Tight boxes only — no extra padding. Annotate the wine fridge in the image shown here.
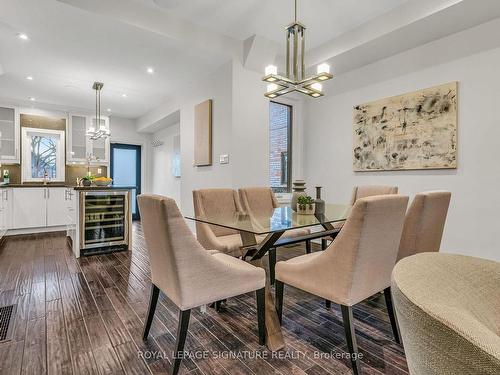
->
[80,191,130,256]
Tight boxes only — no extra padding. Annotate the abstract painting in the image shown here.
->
[353,82,458,171]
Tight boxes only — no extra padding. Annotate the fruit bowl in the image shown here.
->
[93,178,113,186]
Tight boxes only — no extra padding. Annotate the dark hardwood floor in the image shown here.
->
[0,223,408,375]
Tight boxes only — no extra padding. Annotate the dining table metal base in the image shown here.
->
[250,258,285,351]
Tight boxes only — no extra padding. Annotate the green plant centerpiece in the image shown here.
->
[297,195,316,215]
[82,174,95,186]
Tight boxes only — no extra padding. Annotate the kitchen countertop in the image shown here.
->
[73,185,136,191]
[0,183,135,190]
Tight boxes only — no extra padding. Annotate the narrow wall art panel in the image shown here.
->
[194,99,213,166]
[353,82,458,171]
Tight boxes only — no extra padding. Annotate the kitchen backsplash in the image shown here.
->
[1,114,108,185]
[1,164,108,185]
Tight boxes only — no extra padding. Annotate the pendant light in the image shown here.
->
[86,82,111,140]
[263,0,333,98]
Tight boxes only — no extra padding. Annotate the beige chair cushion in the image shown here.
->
[138,194,265,310]
[333,185,399,231]
[193,189,257,256]
[276,195,408,306]
[350,185,399,205]
[209,233,265,257]
[392,253,500,375]
[397,191,451,262]
[239,186,311,239]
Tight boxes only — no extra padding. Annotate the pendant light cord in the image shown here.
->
[294,0,297,22]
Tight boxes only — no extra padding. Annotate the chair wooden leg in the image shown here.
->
[305,240,311,254]
[172,309,191,375]
[384,287,401,344]
[341,305,361,375]
[256,287,266,345]
[275,280,284,325]
[269,248,277,285]
[143,284,160,341]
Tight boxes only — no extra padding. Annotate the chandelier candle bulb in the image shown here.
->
[311,83,322,92]
[267,83,278,93]
[317,63,330,74]
[265,65,278,76]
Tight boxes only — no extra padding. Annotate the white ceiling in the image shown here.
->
[0,0,227,118]
[139,0,410,50]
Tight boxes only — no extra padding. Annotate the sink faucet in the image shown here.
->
[43,169,50,185]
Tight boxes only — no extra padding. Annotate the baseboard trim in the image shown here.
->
[6,226,67,236]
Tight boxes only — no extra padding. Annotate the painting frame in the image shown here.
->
[353,82,458,172]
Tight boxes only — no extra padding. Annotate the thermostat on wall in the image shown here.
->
[219,154,229,164]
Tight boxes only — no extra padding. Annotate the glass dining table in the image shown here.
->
[186,203,351,351]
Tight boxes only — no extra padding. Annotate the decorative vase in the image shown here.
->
[314,186,325,215]
[82,179,91,186]
[297,203,315,215]
[291,180,307,211]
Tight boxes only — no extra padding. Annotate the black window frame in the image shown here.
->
[269,101,293,194]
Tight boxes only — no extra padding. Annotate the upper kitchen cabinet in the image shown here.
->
[67,113,109,165]
[0,105,20,164]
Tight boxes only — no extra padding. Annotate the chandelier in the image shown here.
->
[263,0,333,99]
[86,82,111,140]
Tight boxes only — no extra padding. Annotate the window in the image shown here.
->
[22,127,65,182]
[269,101,292,193]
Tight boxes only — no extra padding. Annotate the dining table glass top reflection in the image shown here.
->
[185,203,351,235]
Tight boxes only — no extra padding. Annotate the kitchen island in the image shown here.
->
[68,185,134,258]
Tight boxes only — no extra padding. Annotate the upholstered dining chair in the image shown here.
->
[331,185,399,233]
[138,195,266,375]
[397,191,451,262]
[193,188,251,257]
[350,185,399,205]
[392,253,500,375]
[238,187,311,284]
[275,195,409,375]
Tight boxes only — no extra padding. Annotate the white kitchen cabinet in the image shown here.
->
[67,113,109,165]
[46,188,68,227]
[13,188,47,229]
[65,188,77,245]
[68,114,87,162]
[12,187,70,229]
[0,188,12,239]
[0,105,20,164]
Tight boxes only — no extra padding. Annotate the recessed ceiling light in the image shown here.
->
[107,108,111,112]
[147,67,154,74]
[18,33,29,41]
[122,94,127,98]
[28,96,35,101]
[26,76,33,80]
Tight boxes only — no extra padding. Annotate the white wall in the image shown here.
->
[151,123,181,204]
[177,62,234,216]
[109,116,153,192]
[303,45,500,262]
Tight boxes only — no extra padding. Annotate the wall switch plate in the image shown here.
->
[219,154,229,164]
[97,168,102,174]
